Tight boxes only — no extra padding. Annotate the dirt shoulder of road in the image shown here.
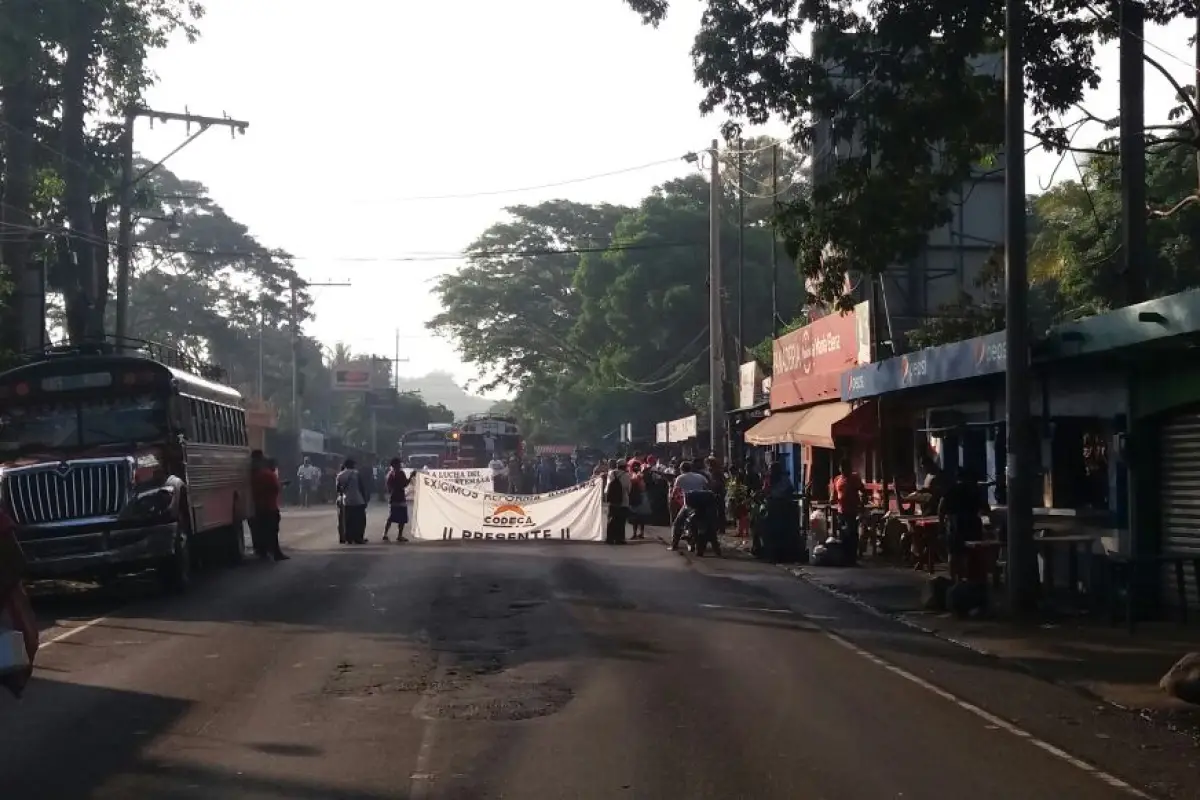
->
[714,532,1200,731]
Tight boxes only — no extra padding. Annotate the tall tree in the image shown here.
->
[428,200,629,390]
[432,165,804,444]
[620,0,1190,308]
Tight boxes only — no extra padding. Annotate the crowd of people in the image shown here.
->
[488,452,593,494]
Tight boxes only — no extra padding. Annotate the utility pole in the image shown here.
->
[370,349,409,456]
[1004,0,1036,616]
[708,139,726,459]
[736,137,745,363]
[289,278,351,438]
[115,107,249,347]
[1119,0,1146,306]
[770,143,780,339]
[257,299,265,399]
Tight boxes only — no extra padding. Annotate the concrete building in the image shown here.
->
[808,31,1005,354]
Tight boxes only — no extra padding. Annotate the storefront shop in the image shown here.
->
[745,305,874,495]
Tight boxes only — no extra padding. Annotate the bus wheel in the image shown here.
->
[158,519,192,593]
[222,518,247,566]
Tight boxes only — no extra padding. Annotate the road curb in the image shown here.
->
[658,530,1200,740]
[780,564,1200,740]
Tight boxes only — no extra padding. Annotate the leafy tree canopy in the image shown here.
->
[619,0,1194,308]
[431,140,804,445]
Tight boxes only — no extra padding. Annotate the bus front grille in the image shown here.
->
[4,460,130,525]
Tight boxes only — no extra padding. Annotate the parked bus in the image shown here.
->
[0,339,251,590]
[399,428,456,469]
[456,413,523,468]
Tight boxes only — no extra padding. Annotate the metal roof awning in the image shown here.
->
[743,402,853,449]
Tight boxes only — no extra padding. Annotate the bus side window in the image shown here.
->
[214,405,224,444]
[235,409,247,446]
[170,396,187,435]
[200,402,213,443]
[187,398,201,442]
[222,407,235,445]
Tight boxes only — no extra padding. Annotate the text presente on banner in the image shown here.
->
[410,476,603,542]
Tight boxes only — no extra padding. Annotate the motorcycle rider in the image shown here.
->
[668,460,715,551]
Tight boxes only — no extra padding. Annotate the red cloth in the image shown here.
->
[251,467,281,512]
[0,511,37,697]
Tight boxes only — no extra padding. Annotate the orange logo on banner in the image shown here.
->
[484,502,535,527]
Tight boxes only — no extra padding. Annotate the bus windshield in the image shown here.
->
[0,394,168,455]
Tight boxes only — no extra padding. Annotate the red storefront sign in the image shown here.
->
[770,312,859,409]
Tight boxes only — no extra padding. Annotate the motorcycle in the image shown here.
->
[680,494,721,557]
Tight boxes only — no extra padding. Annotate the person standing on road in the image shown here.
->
[489,452,508,493]
[831,459,867,564]
[336,459,370,544]
[296,458,320,508]
[604,459,632,544]
[628,462,652,539]
[251,451,288,561]
[382,458,410,543]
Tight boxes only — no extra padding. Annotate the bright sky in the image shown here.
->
[137,2,1200,400]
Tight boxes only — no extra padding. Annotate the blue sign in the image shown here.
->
[841,331,1007,400]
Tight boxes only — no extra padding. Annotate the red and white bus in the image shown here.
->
[0,340,251,591]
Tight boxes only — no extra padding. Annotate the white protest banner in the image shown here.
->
[411,475,603,542]
[404,467,492,489]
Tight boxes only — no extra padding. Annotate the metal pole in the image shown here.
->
[1119,0,1145,306]
[257,302,264,399]
[114,109,135,347]
[737,138,745,360]
[1004,0,1036,616]
[290,277,299,438]
[709,140,726,458]
[771,143,780,339]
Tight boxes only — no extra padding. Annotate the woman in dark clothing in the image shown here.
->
[938,468,988,582]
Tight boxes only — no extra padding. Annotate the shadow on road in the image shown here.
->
[0,677,192,798]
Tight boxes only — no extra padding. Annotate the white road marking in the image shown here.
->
[40,614,112,649]
[819,628,1152,798]
[699,603,792,614]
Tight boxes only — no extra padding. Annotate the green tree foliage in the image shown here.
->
[619,0,1194,308]
[0,0,205,347]
[1031,133,1200,315]
[431,143,804,444]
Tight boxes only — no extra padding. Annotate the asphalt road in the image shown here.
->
[0,508,1196,799]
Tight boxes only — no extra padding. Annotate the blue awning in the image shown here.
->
[841,331,1006,400]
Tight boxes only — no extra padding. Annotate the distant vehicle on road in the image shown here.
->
[455,414,523,468]
[0,339,251,590]
[400,427,457,469]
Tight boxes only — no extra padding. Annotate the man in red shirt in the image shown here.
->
[251,451,288,562]
[831,459,867,563]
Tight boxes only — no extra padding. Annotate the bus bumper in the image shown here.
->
[17,523,178,579]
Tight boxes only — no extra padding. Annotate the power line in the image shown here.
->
[357,155,700,203]
[0,220,703,263]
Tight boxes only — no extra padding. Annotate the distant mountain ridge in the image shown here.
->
[394,371,496,419]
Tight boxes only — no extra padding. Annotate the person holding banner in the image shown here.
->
[382,458,409,543]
